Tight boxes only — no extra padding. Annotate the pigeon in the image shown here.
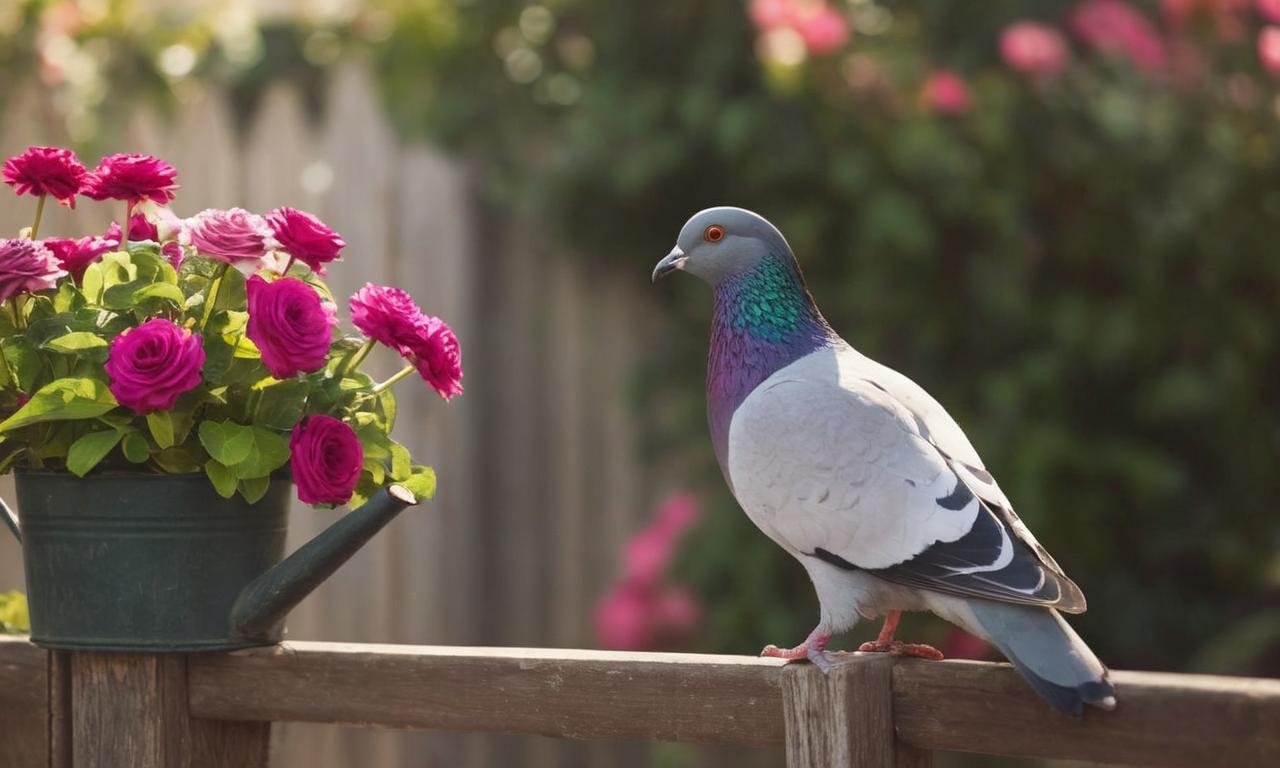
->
[652,206,1115,716]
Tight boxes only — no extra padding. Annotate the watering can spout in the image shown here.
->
[230,485,418,643]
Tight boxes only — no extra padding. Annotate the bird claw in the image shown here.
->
[857,639,945,660]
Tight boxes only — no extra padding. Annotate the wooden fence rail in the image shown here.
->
[2,637,1278,768]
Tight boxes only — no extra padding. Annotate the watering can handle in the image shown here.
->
[0,494,18,544]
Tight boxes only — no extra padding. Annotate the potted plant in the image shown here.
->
[0,146,462,651]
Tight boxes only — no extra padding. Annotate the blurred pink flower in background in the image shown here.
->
[749,0,796,30]
[595,492,704,651]
[1000,21,1071,79]
[1071,0,1169,72]
[1259,26,1280,75]
[1163,0,1248,40]
[1262,0,1280,24]
[795,5,850,55]
[939,629,997,661]
[921,70,973,115]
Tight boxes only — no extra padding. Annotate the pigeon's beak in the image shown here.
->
[651,246,686,283]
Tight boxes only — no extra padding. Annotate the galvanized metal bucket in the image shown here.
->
[0,470,417,652]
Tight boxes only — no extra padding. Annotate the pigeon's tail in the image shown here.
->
[964,600,1116,717]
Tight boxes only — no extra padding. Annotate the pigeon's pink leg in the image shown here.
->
[857,610,945,660]
[761,628,832,671]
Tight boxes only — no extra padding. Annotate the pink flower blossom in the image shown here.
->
[1000,21,1071,79]
[625,528,675,586]
[104,319,205,414]
[246,276,337,379]
[0,239,66,303]
[127,213,158,242]
[2,146,87,207]
[266,207,345,275]
[1260,26,1280,75]
[939,629,997,661]
[921,70,973,115]
[594,583,655,651]
[1262,0,1280,24]
[406,316,464,401]
[82,153,179,205]
[182,208,271,274]
[41,222,121,282]
[656,493,700,536]
[290,415,364,505]
[795,5,849,55]
[349,283,426,352]
[654,587,702,634]
[162,242,184,270]
[1071,0,1168,72]
[749,0,797,30]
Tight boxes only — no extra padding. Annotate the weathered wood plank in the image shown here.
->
[0,637,48,768]
[70,653,268,768]
[783,655,896,768]
[189,642,789,747]
[892,657,1280,768]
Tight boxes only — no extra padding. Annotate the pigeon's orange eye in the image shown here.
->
[704,225,725,243]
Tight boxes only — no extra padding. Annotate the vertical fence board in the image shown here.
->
[783,655,897,768]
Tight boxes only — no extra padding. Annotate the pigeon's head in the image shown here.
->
[652,207,794,286]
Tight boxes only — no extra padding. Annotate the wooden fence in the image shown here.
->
[2,637,1279,768]
[0,62,665,766]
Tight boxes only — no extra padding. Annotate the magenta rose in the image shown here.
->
[42,222,122,282]
[3,146,87,207]
[182,208,272,273]
[127,212,158,241]
[348,283,426,352]
[1000,21,1070,79]
[0,239,66,303]
[921,70,972,116]
[104,318,205,414]
[266,207,345,275]
[82,153,179,205]
[245,276,336,379]
[289,415,363,505]
[405,316,464,400]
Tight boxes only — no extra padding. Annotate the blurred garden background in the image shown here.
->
[1,0,1279,766]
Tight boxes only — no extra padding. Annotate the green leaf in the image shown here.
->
[121,432,151,463]
[238,475,270,504]
[389,442,412,480]
[204,459,237,499]
[45,332,107,354]
[399,467,436,502]
[252,379,308,430]
[153,445,202,474]
[2,338,41,391]
[198,420,255,466]
[66,430,124,477]
[232,427,290,480]
[363,461,386,486]
[132,283,186,305]
[0,378,117,432]
[146,411,175,449]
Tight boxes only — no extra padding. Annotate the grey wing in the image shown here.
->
[728,366,1085,612]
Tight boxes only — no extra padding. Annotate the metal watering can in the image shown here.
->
[0,471,417,651]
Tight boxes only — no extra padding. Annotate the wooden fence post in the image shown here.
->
[67,653,268,768]
[782,654,933,768]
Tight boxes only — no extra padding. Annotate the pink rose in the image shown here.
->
[0,239,66,303]
[656,493,701,536]
[104,318,205,414]
[127,212,158,242]
[266,207,345,275]
[594,584,656,651]
[1001,21,1071,79]
[405,316,464,400]
[2,146,87,207]
[922,70,973,115]
[44,221,122,281]
[1260,26,1280,75]
[749,0,797,30]
[289,415,363,505]
[1071,0,1168,72]
[795,5,849,55]
[625,528,675,586]
[654,587,702,634]
[245,276,337,379]
[162,241,184,269]
[1263,0,1280,24]
[349,283,428,352]
[82,153,179,205]
[182,208,271,274]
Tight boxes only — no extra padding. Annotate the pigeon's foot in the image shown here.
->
[856,639,945,660]
[762,630,832,671]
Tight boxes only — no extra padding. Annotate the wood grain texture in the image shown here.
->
[783,654,896,768]
[892,657,1280,768]
[70,653,268,768]
[0,637,48,768]
[189,642,790,747]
